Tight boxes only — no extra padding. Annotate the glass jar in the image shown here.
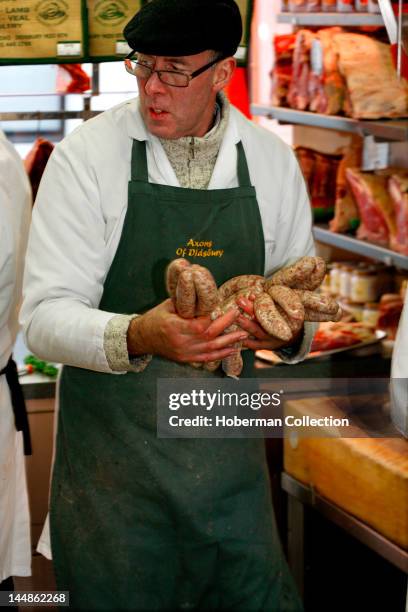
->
[350,269,378,303]
[330,263,342,296]
[362,302,380,327]
[321,271,332,295]
[339,265,354,299]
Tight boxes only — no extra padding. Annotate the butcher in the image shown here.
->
[21,0,319,608]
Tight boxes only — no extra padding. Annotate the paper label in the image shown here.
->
[0,0,84,61]
[311,39,323,76]
[57,41,81,56]
[362,135,390,170]
[115,39,131,55]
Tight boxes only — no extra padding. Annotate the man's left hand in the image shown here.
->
[235,296,303,351]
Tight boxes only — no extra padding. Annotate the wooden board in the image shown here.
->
[283,396,408,550]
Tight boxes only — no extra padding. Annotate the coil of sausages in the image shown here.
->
[165,256,342,378]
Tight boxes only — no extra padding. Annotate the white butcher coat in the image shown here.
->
[20,97,315,558]
[0,129,31,580]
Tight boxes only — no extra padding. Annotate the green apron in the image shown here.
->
[50,139,302,611]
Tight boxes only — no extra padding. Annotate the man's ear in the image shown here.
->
[212,57,236,93]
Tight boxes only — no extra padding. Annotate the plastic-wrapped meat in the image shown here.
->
[24,138,54,202]
[334,33,408,119]
[388,171,408,255]
[345,168,396,247]
[309,27,345,115]
[295,147,341,220]
[329,143,362,233]
[287,30,315,111]
[310,152,340,216]
[294,147,315,188]
[270,34,296,107]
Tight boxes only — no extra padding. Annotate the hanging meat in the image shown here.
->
[270,34,296,107]
[334,33,408,119]
[287,30,315,111]
[308,27,346,115]
[329,143,362,233]
[24,138,55,202]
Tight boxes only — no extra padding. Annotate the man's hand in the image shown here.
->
[235,296,303,351]
[127,298,248,363]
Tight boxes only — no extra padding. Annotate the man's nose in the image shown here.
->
[144,71,167,95]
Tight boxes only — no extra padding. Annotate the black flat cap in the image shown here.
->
[123,0,242,57]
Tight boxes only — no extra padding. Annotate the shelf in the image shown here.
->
[0,111,101,121]
[277,11,384,26]
[250,105,408,141]
[313,226,408,269]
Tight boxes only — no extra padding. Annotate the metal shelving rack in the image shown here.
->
[313,226,408,270]
[277,11,384,26]
[0,64,103,123]
[250,105,408,141]
[253,9,408,271]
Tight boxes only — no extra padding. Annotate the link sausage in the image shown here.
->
[254,293,293,341]
[218,275,265,301]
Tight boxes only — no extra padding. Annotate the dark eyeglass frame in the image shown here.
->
[124,51,224,87]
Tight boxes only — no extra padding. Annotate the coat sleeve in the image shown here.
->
[20,137,118,373]
[269,146,315,272]
[268,146,317,363]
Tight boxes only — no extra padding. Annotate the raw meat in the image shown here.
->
[345,168,396,247]
[287,30,315,111]
[270,34,296,107]
[334,33,408,119]
[310,321,375,352]
[295,147,340,220]
[388,171,408,255]
[308,27,346,115]
[329,144,362,233]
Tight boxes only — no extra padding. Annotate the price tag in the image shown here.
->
[362,135,390,170]
[116,40,132,55]
[234,46,247,62]
[57,41,82,56]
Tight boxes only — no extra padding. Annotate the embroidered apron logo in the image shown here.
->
[35,0,68,26]
[176,239,224,259]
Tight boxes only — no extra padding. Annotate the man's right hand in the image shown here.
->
[127,299,248,364]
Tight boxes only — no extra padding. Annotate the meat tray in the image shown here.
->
[255,330,387,365]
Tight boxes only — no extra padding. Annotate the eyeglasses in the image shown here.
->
[124,52,223,87]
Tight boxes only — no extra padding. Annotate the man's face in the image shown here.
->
[136,50,224,139]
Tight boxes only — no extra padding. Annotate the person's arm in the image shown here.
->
[20,139,245,372]
[238,146,317,362]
